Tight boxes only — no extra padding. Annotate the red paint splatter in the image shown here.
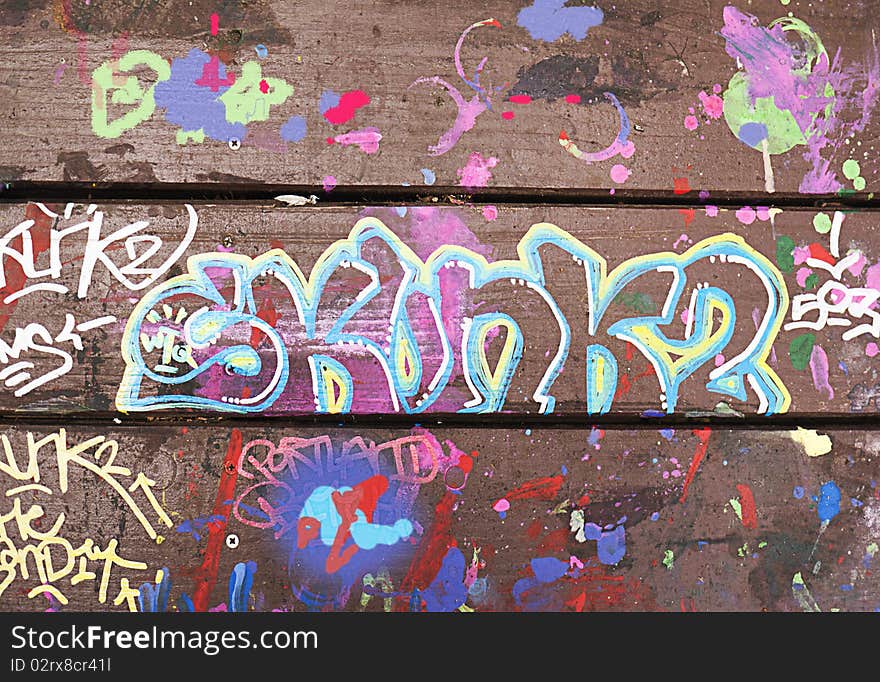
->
[565,94,581,104]
[210,13,220,36]
[458,453,474,474]
[502,475,565,502]
[673,177,691,194]
[536,528,570,552]
[322,90,371,125]
[501,111,515,120]
[259,79,270,94]
[352,475,387,523]
[679,428,711,503]
[326,136,336,144]
[625,342,636,361]
[509,94,532,104]
[399,491,457,596]
[0,204,54,332]
[735,483,758,529]
[249,296,281,347]
[678,207,696,227]
[577,493,591,506]
[190,428,242,611]
[809,242,835,265]
[613,375,632,401]
[526,519,544,539]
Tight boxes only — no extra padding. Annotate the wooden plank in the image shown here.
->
[0,422,874,612]
[0,200,876,417]
[0,1,878,195]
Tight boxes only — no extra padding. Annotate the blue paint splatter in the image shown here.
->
[137,567,171,612]
[422,548,468,612]
[280,115,307,142]
[319,89,341,115]
[582,522,602,541]
[817,481,841,524]
[597,524,626,565]
[154,49,246,143]
[650,512,660,521]
[228,561,257,612]
[737,122,769,148]
[420,168,436,185]
[659,428,675,441]
[793,486,805,499]
[395,207,408,217]
[517,0,604,42]
[530,556,569,583]
[255,44,268,59]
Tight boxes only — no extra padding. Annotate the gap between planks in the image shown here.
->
[1,183,879,210]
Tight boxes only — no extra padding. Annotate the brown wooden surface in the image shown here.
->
[0,423,874,612]
[0,201,875,417]
[0,0,877,196]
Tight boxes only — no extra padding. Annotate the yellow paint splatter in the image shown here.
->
[787,427,832,457]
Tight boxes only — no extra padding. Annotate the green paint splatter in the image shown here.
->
[868,542,879,557]
[729,498,743,521]
[219,61,294,125]
[843,159,861,180]
[854,176,866,191]
[789,333,816,371]
[804,273,819,290]
[737,542,749,557]
[176,129,205,145]
[812,212,832,234]
[758,541,768,548]
[776,236,795,273]
[91,50,171,139]
[662,550,674,570]
[614,292,656,314]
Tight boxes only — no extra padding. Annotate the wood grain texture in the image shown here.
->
[0,201,874,418]
[0,423,874,612]
[0,0,877,196]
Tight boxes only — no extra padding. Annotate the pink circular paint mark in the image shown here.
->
[565,94,581,104]
[736,206,757,225]
[322,175,337,192]
[610,164,630,184]
[867,342,879,357]
[756,206,771,221]
[501,111,515,120]
[795,267,813,287]
[684,115,699,131]
[714,354,725,367]
[482,205,498,221]
[713,83,723,94]
[493,498,510,513]
[620,142,636,159]
[705,205,719,217]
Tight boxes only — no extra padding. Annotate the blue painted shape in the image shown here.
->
[530,556,569,583]
[228,561,257,612]
[517,0,604,42]
[422,547,468,612]
[319,89,341,115]
[280,115,307,142]
[817,481,841,524]
[738,122,769,148]
[586,343,617,414]
[597,525,626,565]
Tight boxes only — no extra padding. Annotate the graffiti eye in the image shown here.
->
[228,137,241,150]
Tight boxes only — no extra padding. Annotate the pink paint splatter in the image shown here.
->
[323,175,337,192]
[847,252,867,277]
[756,206,771,221]
[810,344,834,400]
[258,79,269,94]
[482,205,498,221]
[867,343,879,357]
[493,498,510,513]
[796,267,813,287]
[793,246,811,266]
[680,308,692,325]
[698,90,724,119]
[565,94,581,104]
[672,234,691,249]
[210,12,219,36]
[457,152,498,188]
[866,263,880,291]
[327,127,382,154]
[736,206,757,225]
[610,164,630,184]
[509,94,532,104]
[705,205,719,217]
[501,111,515,120]
[322,90,371,125]
[714,354,726,367]
[684,115,699,131]
[52,63,67,84]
